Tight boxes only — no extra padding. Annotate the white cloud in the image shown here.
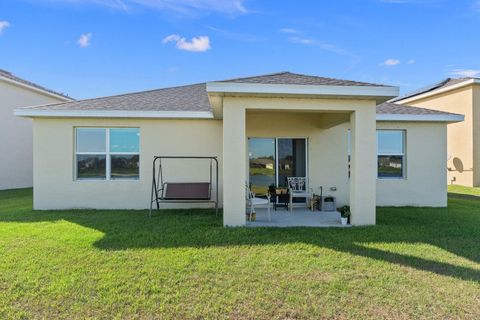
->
[33,0,247,16]
[289,36,314,45]
[288,37,349,56]
[407,59,415,64]
[0,21,10,35]
[134,0,247,14]
[77,33,92,47]
[383,58,400,66]
[163,34,211,52]
[280,28,298,34]
[449,69,480,78]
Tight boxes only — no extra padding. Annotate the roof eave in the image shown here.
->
[207,82,399,103]
[14,109,214,119]
[395,79,480,104]
[0,76,73,101]
[376,113,464,123]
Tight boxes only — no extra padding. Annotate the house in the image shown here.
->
[0,69,72,190]
[14,72,463,226]
[393,78,480,187]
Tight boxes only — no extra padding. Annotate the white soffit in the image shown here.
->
[206,82,399,100]
[376,113,464,123]
[14,109,214,119]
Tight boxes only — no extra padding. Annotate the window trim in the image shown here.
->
[75,127,140,181]
[377,129,406,180]
[347,129,407,180]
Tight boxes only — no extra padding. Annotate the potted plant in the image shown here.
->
[337,205,350,225]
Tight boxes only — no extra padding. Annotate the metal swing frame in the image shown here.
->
[149,156,219,217]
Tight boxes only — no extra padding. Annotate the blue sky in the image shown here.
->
[1,0,480,99]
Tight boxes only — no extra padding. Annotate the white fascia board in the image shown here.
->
[0,76,73,102]
[206,82,399,99]
[376,113,464,123]
[396,79,480,104]
[14,109,214,119]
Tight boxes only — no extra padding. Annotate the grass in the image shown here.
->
[0,188,479,319]
[448,184,480,198]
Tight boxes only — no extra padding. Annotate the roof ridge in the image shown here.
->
[215,71,389,87]
[215,71,291,83]
[0,69,72,100]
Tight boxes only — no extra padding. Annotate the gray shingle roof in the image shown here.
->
[19,72,391,112]
[391,77,477,102]
[0,69,72,100]
[27,83,209,112]
[377,102,461,116]
[221,71,387,87]
[20,72,455,118]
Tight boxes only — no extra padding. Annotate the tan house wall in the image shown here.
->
[246,111,351,206]
[222,95,378,226]
[401,86,474,186]
[33,118,223,210]
[247,113,448,207]
[472,85,480,186]
[376,122,447,207]
[32,113,448,211]
[0,81,66,190]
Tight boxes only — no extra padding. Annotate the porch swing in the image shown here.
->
[149,156,219,217]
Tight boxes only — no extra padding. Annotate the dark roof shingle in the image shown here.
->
[391,77,477,102]
[377,102,461,116]
[19,72,391,112]
[220,71,387,87]
[26,83,209,112]
[0,69,72,100]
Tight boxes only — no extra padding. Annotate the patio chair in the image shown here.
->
[287,177,313,212]
[246,184,271,222]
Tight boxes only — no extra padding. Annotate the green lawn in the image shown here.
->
[448,184,480,198]
[0,188,479,319]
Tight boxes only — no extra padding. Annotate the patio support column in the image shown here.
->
[222,101,246,226]
[349,107,377,225]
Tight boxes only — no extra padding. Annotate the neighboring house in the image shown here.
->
[393,78,480,187]
[0,70,72,190]
[15,72,463,226]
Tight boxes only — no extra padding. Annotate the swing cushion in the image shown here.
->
[163,182,211,200]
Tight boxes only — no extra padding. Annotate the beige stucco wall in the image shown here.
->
[376,122,447,207]
[31,106,448,213]
[247,113,448,208]
[246,111,351,206]
[33,118,223,210]
[0,81,66,190]
[222,95,377,226]
[472,85,480,186]
[401,86,474,186]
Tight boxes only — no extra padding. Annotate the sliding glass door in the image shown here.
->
[248,138,276,194]
[248,137,307,194]
[277,138,307,187]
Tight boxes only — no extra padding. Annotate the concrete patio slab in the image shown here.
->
[246,207,351,227]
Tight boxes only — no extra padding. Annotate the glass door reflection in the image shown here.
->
[248,138,276,194]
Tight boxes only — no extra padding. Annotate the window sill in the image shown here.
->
[75,179,140,182]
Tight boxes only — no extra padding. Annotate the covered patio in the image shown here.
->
[206,75,399,227]
[246,207,351,227]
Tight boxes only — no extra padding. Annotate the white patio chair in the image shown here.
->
[287,177,313,212]
[246,184,271,222]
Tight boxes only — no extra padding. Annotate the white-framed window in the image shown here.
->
[347,129,406,179]
[75,128,140,180]
[377,130,405,179]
